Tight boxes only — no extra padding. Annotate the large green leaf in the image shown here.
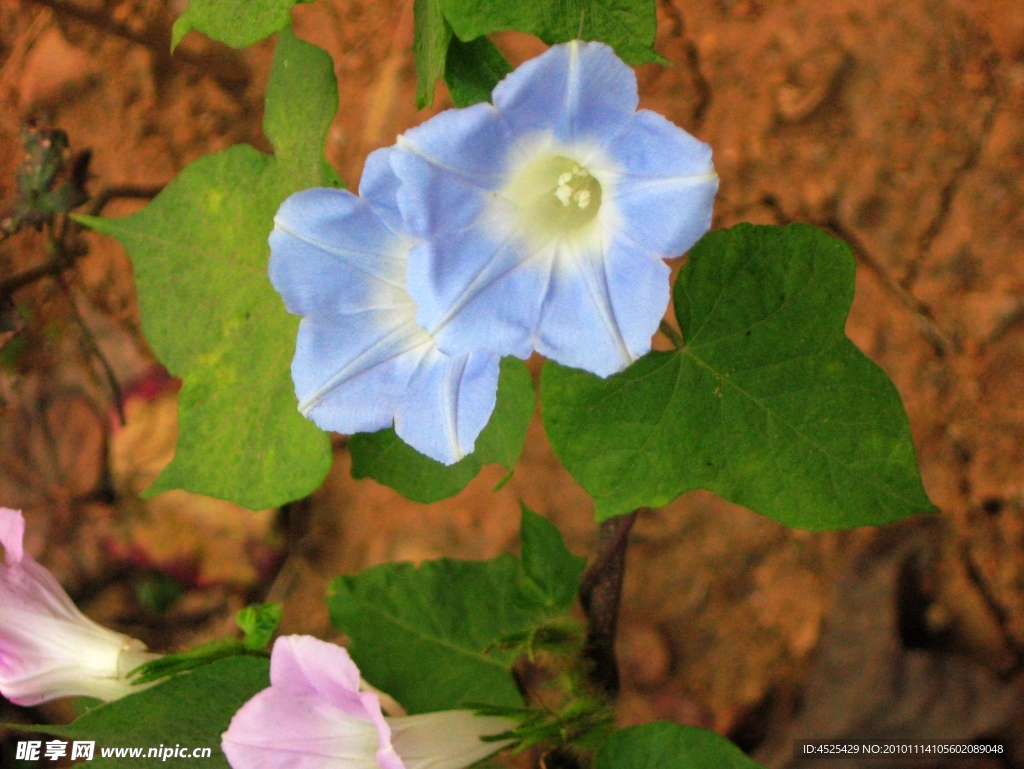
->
[349,357,534,503]
[18,657,269,768]
[172,0,313,49]
[327,507,584,714]
[438,0,665,66]
[74,30,336,509]
[542,224,934,528]
[597,723,765,769]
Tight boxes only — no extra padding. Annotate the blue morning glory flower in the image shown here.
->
[269,148,500,465]
[392,41,719,377]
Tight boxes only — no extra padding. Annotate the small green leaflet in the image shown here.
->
[349,357,534,503]
[327,507,585,714]
[15,657,269,769]
[74,30,336,510]
[542,224,935,529]
[413,0,512,108]
[413,0,451,108]
[237,602,283,650]
[445,35,513,107]
[597,722,765,769]
[172,0,313,49]
[438,0,666,67]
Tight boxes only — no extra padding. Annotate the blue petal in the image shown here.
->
[492,41,638,145]
[394,347,501,464]
[269,180,502,464]
[405,224,544,360]
[292,318,425,435]
[396,103,515,181]
[605,110,718,256]
[270,188,407,319]
[598,233,672,362]
[359,147,404,232]
[534,234,669,377]
[390,148,493,238]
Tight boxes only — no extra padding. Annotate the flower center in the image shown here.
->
[502,154,602,239]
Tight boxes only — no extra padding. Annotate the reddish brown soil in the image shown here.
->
[1,0,1023,765]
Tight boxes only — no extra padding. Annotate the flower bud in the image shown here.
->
[0,508,156,705]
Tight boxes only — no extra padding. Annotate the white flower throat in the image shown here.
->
[503,154,603,240]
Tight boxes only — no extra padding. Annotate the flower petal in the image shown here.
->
[388,711,515,769]
[534,232,670,376]
[492,41,638,145]
[405,227,548,360]
[291,317,426,435]
[0,612,133,705]
[396,103,515,183]
[224,637,402,769]
[604,110,718,256]
[0,534,151,706]
[0,508,24,565]
[2,550,96,624]
[359,147,404,233]
[222,686,385,769]
[270,188,408,320]
[270,176,503,463]
[390,147,494,239]
[394,347,501,463]
[600,234,674,360]
[269,636,361,699]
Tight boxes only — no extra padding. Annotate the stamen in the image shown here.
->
[552,163,597,209]
[502,154,602,239]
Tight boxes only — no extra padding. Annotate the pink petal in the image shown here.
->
[269,635,361,698]
[225,636,403,769]
[222,684,385,769]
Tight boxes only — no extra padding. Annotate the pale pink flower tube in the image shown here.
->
[0,508,156,705]
[222,635,516,769]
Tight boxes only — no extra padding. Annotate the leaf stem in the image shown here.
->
[87,183,165,217]
[55,273,126,427]
[0,185,162,296]
[578,509,640,697]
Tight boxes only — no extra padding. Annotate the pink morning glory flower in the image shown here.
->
[222,635,515,769]
[269,147,500,465]
[0,508,156,705]
[392,40,719,377]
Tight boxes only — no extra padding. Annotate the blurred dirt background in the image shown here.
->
[1,0,1023,766]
